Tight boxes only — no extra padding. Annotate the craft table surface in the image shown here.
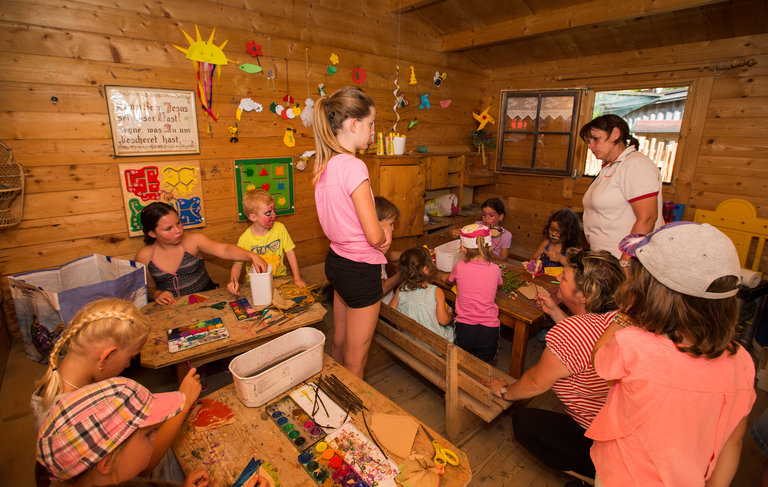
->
[173,355,472,487]
[438,259,552,378]
[140,265,328,369]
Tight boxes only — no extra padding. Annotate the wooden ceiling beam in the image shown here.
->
[390,0,445,14]
[441,0,728,51]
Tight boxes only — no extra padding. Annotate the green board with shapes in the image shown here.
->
[234,157,294,220]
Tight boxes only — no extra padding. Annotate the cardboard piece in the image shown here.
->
[371,414,419,458]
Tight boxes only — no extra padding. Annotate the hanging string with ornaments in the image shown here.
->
[392,0,402,133]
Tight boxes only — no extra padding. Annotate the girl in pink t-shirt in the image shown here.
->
[312,86,392,378]
[588,222,756,487]
[448,223,503,362]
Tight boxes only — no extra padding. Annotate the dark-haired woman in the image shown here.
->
[135,202,266,305]
[487,249,625,484]
[580,115,663,265]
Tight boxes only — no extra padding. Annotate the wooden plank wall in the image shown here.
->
[0,0,483,338]
[477,34,768,270]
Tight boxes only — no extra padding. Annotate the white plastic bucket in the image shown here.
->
[229,327,326,407]
[392,136,406,155]
[435,239,462,272]
[248,264,273,306]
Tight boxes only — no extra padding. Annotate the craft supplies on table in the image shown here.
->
[229,297,259,320]
[297,440,369,486]
[229,327,325,407]
[265,395,327,451]
[290,383,351,429]
[248,264,273,306]
[324,423,399,487]
[166,318,229,353]
[435,239,461,272]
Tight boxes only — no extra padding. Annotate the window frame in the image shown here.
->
[495,89,582,176]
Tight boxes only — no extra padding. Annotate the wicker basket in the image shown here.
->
[0,140,24,228]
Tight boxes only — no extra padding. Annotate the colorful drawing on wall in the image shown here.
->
[119,162,206,237]
[234,158,294,220]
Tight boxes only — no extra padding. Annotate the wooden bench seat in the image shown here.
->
[374,304,515,442]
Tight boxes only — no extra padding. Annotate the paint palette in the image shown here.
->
[297,441,369,487]
[229,297,259,320]
[265,395,326,451]
[166,318,229,353]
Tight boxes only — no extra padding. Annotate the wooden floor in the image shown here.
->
[0,305,765,486]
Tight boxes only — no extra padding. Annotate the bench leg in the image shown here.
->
[509,318,530,379]
[445,344,461,442]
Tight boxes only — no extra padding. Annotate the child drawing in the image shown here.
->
[451,197,511,259]
[229,188,306,295]
[531,208,582,269]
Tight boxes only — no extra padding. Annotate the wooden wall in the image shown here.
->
[477,34,768,270]
[0,0,483,338]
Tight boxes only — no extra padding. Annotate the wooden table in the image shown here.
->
[173,355,472,486]
[440,259,553,379]
[140,264,329,371]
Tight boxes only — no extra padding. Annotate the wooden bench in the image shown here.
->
[374,304,515,442]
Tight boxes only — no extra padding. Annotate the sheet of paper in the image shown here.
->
[289,382,350,429]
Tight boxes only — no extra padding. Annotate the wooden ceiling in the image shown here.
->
[395,0,768,69]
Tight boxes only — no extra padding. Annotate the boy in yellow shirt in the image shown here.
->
[228,189,306,295]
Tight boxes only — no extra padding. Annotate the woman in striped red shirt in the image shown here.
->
[488,249,624,486]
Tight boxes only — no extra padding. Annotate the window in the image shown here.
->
[584,87,688,183]
[496,90,580,176]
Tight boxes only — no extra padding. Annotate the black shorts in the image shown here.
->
[325,248,383,308]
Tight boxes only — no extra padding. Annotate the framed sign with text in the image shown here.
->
[105,86,200,156]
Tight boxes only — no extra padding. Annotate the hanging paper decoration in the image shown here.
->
[236,98,263,121]
[352,65,367,84]
[300,98,314,127]
[244,41,263,72]
[318,83,327,96]
[173,26,235,121]
[419,93,431,110]
[228,126,239,143]
[327,65,337,75]
[330,53,339,65]
[409,66,417,85]
[239,63,262,74]
[266,38,277,91]
[283,128,297,147]
[328,52,339,75]
[473,106,496,131]
[433,72,447,87]
[297,150,315,170]
[392,66,401,133]
[440,99,452,109]
[396,92,409,108]
[408,119,418,130]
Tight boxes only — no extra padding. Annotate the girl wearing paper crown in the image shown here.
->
[446,224,503,362]
[586,222,756,487]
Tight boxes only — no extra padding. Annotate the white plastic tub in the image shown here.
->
[435,239,462,272]
[229,327,325,407]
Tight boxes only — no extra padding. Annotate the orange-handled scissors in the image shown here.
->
[421,426,460,468]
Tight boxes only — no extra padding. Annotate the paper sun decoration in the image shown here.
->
[174,26,236,121]
[473,106,496,131]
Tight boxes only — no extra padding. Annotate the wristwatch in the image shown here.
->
[499,385,508,399]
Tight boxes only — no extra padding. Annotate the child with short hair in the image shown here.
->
[531,208,582,269]
[36,377,209,487]
[313,86,392,378]
[390,247,454,342]
[448,224,503,362]
[31,298,201,480]
[229,189,306,294]
[588,222,756,486]
[374,196,401,304]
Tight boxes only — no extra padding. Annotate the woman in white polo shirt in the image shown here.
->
[580,115,664,267]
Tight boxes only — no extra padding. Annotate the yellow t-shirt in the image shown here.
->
[237,222,295,276]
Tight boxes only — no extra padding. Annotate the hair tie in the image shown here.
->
[328,110,335,120]
[52,367,57,371]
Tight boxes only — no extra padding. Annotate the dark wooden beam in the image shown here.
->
[441,0,728,51]
[390,0,445,14]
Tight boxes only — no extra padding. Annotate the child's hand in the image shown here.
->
[182,469,209,487]
[378,220,393,254]
[243,473,270,487]
[179,367,202,411]
[445,304,453,318]
[227,279,240,295]
[450,228,460,238]
[155,290,176,306]
[546,249,564,265]
[294,276,307,288]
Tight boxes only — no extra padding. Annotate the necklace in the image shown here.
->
[61,378,81,389]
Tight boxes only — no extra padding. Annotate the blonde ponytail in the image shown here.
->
[36,299,151,409]
[312,86,375,184]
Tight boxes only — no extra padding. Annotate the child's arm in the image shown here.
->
[705,416,748,487]
[350,181,387,250]
[135,246,176,305]
[183,470,209,487]
[187,233,267,272]
[390,288,400,309]
[382,270,400,297]
[284,249,307,287]
[434,287,453,325]
[143,367,202,474]
[229,262,243,295]
[531,240,548,260]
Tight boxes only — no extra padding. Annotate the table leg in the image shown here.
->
[508,318,530,379]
